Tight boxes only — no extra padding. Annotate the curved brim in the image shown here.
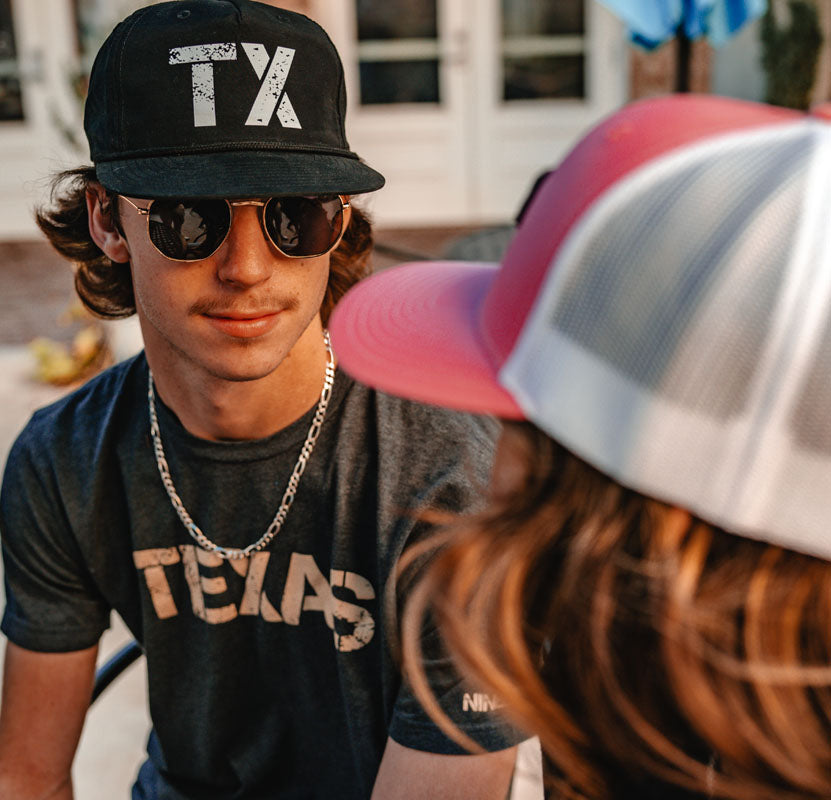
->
[95,149,386,198]
[329,261,524,418]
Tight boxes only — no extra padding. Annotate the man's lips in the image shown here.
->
[201,309,282,338]
[205,310,278,320]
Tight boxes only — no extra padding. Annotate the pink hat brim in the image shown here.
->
[329,260,524,418]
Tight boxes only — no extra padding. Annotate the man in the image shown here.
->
[0,2,518,798]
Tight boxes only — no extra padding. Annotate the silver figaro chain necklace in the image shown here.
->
[148,329,336,561]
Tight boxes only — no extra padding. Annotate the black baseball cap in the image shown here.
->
[84,0,385,198]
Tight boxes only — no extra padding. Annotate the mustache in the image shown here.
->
[189,294,300,316]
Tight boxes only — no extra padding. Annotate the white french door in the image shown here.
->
[320,0,627,227]
[0,0,79,238]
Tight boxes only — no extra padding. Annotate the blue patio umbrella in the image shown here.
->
[598,0,768,90]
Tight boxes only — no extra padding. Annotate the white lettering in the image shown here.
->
[179,544,238,624]
[244,45,301,128]
[170,41,302,129]
[330,569,376,652]
[462,692,501,712]
[133,547,180,619]
[133,547,374,649]
[281,552,334,626]
[169,42,237,127]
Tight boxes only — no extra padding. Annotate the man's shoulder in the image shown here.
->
[337,379,498,510]
[380,390,499,452]
[15,354,145,457]
[342,378,499,453]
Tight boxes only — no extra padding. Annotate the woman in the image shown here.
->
[329,94,831,799]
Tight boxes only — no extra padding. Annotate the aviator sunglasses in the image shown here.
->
[119,195,350,261]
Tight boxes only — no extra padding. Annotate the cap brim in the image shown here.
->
[329,261,523,418]
[95,149,385,198]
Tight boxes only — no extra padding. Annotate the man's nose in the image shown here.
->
[214,204,276,287]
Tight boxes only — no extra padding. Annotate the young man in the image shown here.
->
[0,2,518,798]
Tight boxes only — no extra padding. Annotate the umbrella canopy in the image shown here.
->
[598,0,767,90]
[599,0,768,48]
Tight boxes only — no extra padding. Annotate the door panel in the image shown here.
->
[356,0,441,105]
[326,0,470,225]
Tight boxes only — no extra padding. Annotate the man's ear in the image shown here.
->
[86,186,131,263]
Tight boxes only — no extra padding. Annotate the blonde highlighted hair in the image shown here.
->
[402,421,831,799]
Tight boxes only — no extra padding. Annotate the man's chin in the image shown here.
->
[204,363,282,383]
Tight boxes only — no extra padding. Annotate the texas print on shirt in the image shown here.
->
[133,546,375,652]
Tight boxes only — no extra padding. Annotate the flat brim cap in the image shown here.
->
[85,0,384,197]
[329,260,523,418]
[95,149,385,199]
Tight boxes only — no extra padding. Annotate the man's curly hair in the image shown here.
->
[35,167,374,324]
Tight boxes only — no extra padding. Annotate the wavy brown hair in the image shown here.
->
[35,167,374,324]
[402,421,831,800]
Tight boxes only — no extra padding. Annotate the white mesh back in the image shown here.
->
[501,122,831,558]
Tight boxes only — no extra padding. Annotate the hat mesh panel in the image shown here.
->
[548,134,813,419]
[792,305,831,454]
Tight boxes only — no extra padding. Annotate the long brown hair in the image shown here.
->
[402,421,831,800]
[35,166,374,323]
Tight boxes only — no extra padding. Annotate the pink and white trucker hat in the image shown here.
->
[329,94,831,558]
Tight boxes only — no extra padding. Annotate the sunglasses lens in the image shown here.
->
[263,196,344,257]
[147,199,230,260]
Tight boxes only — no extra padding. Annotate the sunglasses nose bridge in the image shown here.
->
[216,203,279,286]
[228,200,280,254]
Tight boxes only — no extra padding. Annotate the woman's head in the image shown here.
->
[332,94,831,555]
[329,95,831,797]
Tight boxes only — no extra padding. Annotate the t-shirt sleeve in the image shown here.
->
[0,420,110,652]
[387,614,524,755]
[384,407,524,754]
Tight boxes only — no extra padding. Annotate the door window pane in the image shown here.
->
[359,60,439,105]
[503,0,584,37]
[356,0,440,105]
[501,0,585,101]
[504,55,584,100]
[357,0,437,39]
[0,0,23,121]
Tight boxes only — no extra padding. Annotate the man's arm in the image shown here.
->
[0,641,98,800]
[371,738,517,800]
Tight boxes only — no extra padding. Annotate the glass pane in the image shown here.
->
[359,60,439,105]
[502,0,584,37]
[504,55,584,100]
[357,0,437,40]
[0,0,23,121]
[356,0,440,105]
[501,0,585,101]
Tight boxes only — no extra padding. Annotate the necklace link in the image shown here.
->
[148,330,336,560]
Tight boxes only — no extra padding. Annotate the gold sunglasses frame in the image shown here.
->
[118,195,351,262]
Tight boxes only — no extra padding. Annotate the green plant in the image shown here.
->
[761,0,823,110]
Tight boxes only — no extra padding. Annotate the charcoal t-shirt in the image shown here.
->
[0,353,516,799]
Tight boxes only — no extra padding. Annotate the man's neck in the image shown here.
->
[145,321,331,442]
